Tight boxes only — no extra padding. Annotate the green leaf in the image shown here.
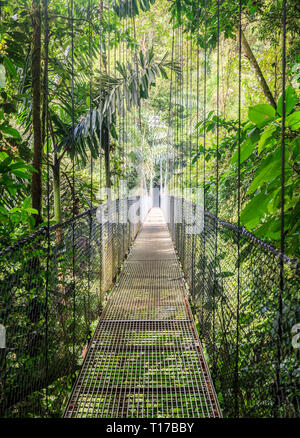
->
[247,147,289,194]
[1,125,21,138]
[257,126,276,154]
[8,207,20,214]
[231,138,256,164]
[247,159,281,194]
[216,271,234,278]
[25,207,38,215]
[248,127,260,144]
[286,111,300,130]
[11,169,31,179]
[3,57,17,78]
[277,86,298,116]
[248,104,275,128]
[241,191,274,228]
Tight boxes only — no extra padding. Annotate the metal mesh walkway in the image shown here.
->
[64,208,221,418]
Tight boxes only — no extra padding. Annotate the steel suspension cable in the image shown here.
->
[234,0,242,417]
[201,0,207,330]
[175,24,179,197]
[87,0,93,337]
[43,0,50,415]
[212,0,220,377]
[70,0,76,357]
[189,30,192,192]
[167,27,175,197]
[99,0,104,310]
[186,28,189,191]
[180,19,184,199]
[277,0,287,412]
[120,8,125,255]
[192,0,201,305]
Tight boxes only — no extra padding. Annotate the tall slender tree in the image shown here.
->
[31,0,43,226]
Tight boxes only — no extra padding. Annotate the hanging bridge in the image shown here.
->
[0,0,299,421]
[64,207,221,418]
[0,194,299,418]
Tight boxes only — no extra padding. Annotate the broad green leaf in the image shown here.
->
[286,111,300,130]
[1,125,21,138]
[277,86,298,116]
[25,208,38,215]
[248,127,260,144]
[248,104,275,128]
[247,147,289,194]
[0,152,9,160]
[3,56,17,78]
[0,156,12,170]
[247,159,281,194]
[11,169,31,178]
[10,162,28,171]
[241,191,274,228]
[231,138,255,164]
[8,207,20,214]
[289,198,300,231]
[257,126,276,154]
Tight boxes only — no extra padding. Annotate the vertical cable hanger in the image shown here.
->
[167,27,175,198]
[277,0,287,413]
[176,21,179,198]
[43,0,50,415]
[70,0,76,356]
[132,14,144,196]
[181,11,185,261]
[186,28,189,193]
[125,8,129,226]
[178,15,182,201]
[86,0,93,337]
[212,0,220,377]
[180,18,184,200]
[189,29,193,193]
[192,0,201,305]
[89,0,93,209]
[201,0,207,329]
[189,24,195,299]
[178,20,181,199]
[98,0,103,310]
[175,21,178,197]
[234,0,242,418]
[113,1,120,266]
[187,25,192,278]
[120,5,125,255]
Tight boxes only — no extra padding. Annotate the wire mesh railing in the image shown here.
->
[162,194,300,418]
[0,197,143,418]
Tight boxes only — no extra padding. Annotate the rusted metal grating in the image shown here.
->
[64,208,221,418]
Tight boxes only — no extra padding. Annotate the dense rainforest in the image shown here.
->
[0,0,299,256]
[0,0,299,419]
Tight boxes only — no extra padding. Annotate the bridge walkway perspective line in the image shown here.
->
[64,207,221,418]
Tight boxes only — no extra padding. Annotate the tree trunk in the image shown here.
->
[31,0,43,226]
[53,154,62,224]
[102,124,111,191]
[99,0,107,74]
[239,28,276,109]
